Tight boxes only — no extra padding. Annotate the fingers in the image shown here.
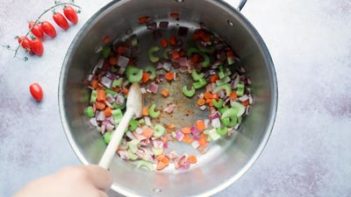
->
[84,165,113,190]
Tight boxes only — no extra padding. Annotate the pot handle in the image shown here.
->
[237,0,247,11]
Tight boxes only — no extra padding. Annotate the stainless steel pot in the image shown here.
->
[59,0,278,196]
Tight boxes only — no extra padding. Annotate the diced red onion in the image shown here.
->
[175,130,184,141]
[211,118,221,128]
[199,105,207,111]
[89,118,98,127]
[147,82,159,94]
[191,127,201,140]
[117,150,129,160]
[117,56,129,67]
[208,111,220,120]
[103,120,114,131]
[115,94,125,105]
[147,22,157,31]
[106,94,115,104]
[152,140,164,149]
[134,133,147,141]
[167,151,179,162]
[135,127,143,134]
[192,141,200,149]
[99,124,106,134]
[144,117,152,126]
[96,111,105,121]
[204,119,209,128]
[126,132,137,140]
[140,87,147,94]
[238,95,249,102]
[163,103,176,114]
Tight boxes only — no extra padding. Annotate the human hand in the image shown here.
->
[14,165,112,197]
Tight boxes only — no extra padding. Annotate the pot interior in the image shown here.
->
[59,0,277,196]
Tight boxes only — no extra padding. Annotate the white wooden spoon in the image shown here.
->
[98,83,143,169]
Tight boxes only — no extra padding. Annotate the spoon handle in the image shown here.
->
[99,109,134,169]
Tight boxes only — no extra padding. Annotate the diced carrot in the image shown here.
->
[156,161,169,171]
[95,101,106,110]
[102,35,111,45]
[138,16,151,24]
[209,75,219,83]
[205,98,212,104]
[96,89,106,101]
[160,38,168,48]
[195,120,206,131]
[242,99,250,107]
[161,136,168,144]
[187,155,197,164]
[204,92,212,100]
[169,35,177,46]
[197,98,206,106]
[198,134,208,146]
[121,88,129,95]
[142,72,150,83]
[211,93,219,99]
[165,72,175,81]
[142,106,149,116]
[109,56,118,65]
[160,89,170,97]
[182,134,193,144]
[181,127,191,134]
[91,80,98,89]
[166,123,176,130]
[229,92,237,100]
[171,51,180,60]
[104,107,112,117]
[156,154,170,164]
[142,127,153,138]
[198,144,208,153]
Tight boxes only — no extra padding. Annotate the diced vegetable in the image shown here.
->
[126,66,143,83]
[191,70,204,81]
[84,106,94,118]
[153,124,166,138]
[148,46,160,63]
[212,99,224,109]
[112,109,123,124]
[193,78,207,89]
[129,119,139,131]
[220,107,238,127]
[144,66,156,80]
[101,46,111,58]
[236,82,245,96]
[182,85,196,98]
[148,103,160,118]
[214,84,231,96]
[133,160,155,170]
[128,139,139,153]
[103,132,112,144]
[216,127,228,136]
[90,90,97,103]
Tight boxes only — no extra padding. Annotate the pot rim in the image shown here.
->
[58,0,278,196]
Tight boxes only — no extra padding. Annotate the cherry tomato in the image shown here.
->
[30,38,44,56]
[53,12,69,30]
[41,21,57,38]
[29,21,44,39]
[17,36,32,51]
[29,83,43,102]
[63,6,78,25]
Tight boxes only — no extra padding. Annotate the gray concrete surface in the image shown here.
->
[0,0,350,196]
